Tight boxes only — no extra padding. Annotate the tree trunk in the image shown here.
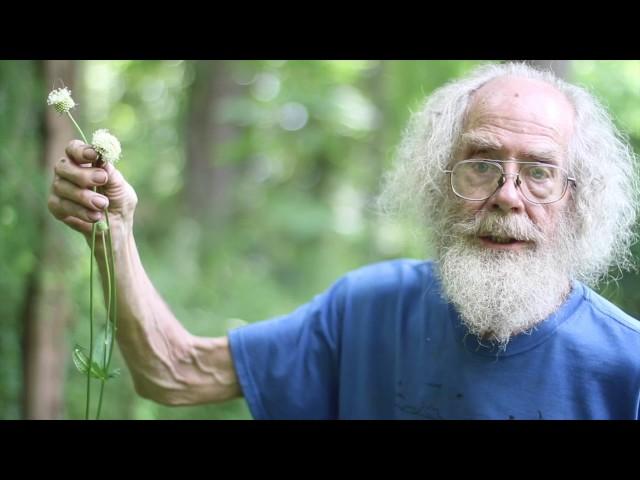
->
[184,60,239,225]
[22,60,76,419]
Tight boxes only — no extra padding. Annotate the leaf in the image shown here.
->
[73,345,107,380]
[74,342,121,382]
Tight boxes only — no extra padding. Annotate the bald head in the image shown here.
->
[464,76,576,153]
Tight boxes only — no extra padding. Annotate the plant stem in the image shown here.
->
[96,227,113,420]
[87,217,97,420]
[104,210,118,369]
[67,112,88,144]
[97,210,118,419]
[96,231,111,420]
[63,112,118,420]
[72,115,95,421]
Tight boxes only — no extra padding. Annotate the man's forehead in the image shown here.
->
[463,76,575,150]
[469,75,572,110]
[459,130,563,162]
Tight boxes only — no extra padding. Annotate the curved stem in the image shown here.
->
[67,112,88,144]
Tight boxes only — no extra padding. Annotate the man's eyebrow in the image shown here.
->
[518,149,561,164]
[459,131,562,163]
[459,132,503,152]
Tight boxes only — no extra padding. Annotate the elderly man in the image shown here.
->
[48,62,640,419]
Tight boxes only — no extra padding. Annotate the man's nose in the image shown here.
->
[487,173,526,214]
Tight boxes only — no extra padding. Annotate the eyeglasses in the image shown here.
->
[444,159,577,205]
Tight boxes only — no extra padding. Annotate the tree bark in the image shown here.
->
[22,60,76,419]
[184,60,239,225]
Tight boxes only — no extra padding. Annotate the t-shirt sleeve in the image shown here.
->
[227,278,347,420]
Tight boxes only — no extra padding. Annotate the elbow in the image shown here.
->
[132,378,183,406]
[132,377,218,407]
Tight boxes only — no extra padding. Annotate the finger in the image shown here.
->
[62,216,94,235]
[52,175,109,211]
[54,157,108,189]
[48,194,103,223]
[65,139,98,166]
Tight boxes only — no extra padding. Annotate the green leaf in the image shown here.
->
[73,345,106,380]
[74,342,120,382]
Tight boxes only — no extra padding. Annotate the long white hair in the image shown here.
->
[378,62,639,286]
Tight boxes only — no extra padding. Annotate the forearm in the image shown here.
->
[93,223,240,405]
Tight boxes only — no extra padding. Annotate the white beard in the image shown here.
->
[436,211,574,348]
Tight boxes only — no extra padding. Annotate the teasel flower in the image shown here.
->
[47,87,76,114]
[91,129,122,164]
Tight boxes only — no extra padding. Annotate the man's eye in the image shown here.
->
[529,166,551,180]
[472,163,490,173]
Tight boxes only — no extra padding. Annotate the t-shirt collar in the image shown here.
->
[447,281,585,357]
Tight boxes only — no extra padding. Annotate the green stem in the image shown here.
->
[98,210,118,419]
[63,112,117,420]
[87,216,97,420]
[96,231,111,420]
[96,379,105,420]
[104,210,118,369]
[67,112,88,144]
[73,113,94,421]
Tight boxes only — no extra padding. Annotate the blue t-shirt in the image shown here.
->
[228,259,640,419]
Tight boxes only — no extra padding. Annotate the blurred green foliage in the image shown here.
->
[2,60,640,419]
[0,61,45,419]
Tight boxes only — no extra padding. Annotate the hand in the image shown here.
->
[48,139,138,241]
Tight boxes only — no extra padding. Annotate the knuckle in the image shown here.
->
[67,139,82,150]
[47,195,58,214]
[81,189,96,207]
[64,141,76,157]
[66,139,86,161]
[84,170,98,187]
[54,158,66,174]
[60,198,77,216]
[62,216,85,233]
[49,202,65,221]
[85,208,101,222]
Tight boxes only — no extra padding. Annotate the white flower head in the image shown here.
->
[47,87,76,114]
[91,129,122,164]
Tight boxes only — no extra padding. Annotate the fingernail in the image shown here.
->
[83,147,97,161]
[89,211,102,221]
[92,171,107,184]
[92,196,108,209]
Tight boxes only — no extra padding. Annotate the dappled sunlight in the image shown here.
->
[278,102,309,131]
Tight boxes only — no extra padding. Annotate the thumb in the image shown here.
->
[98,162,134,204]
[102,162,126,188]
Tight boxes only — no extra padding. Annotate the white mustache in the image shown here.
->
[450,213,546,244]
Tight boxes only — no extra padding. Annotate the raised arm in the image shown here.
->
[48,140,242,406]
